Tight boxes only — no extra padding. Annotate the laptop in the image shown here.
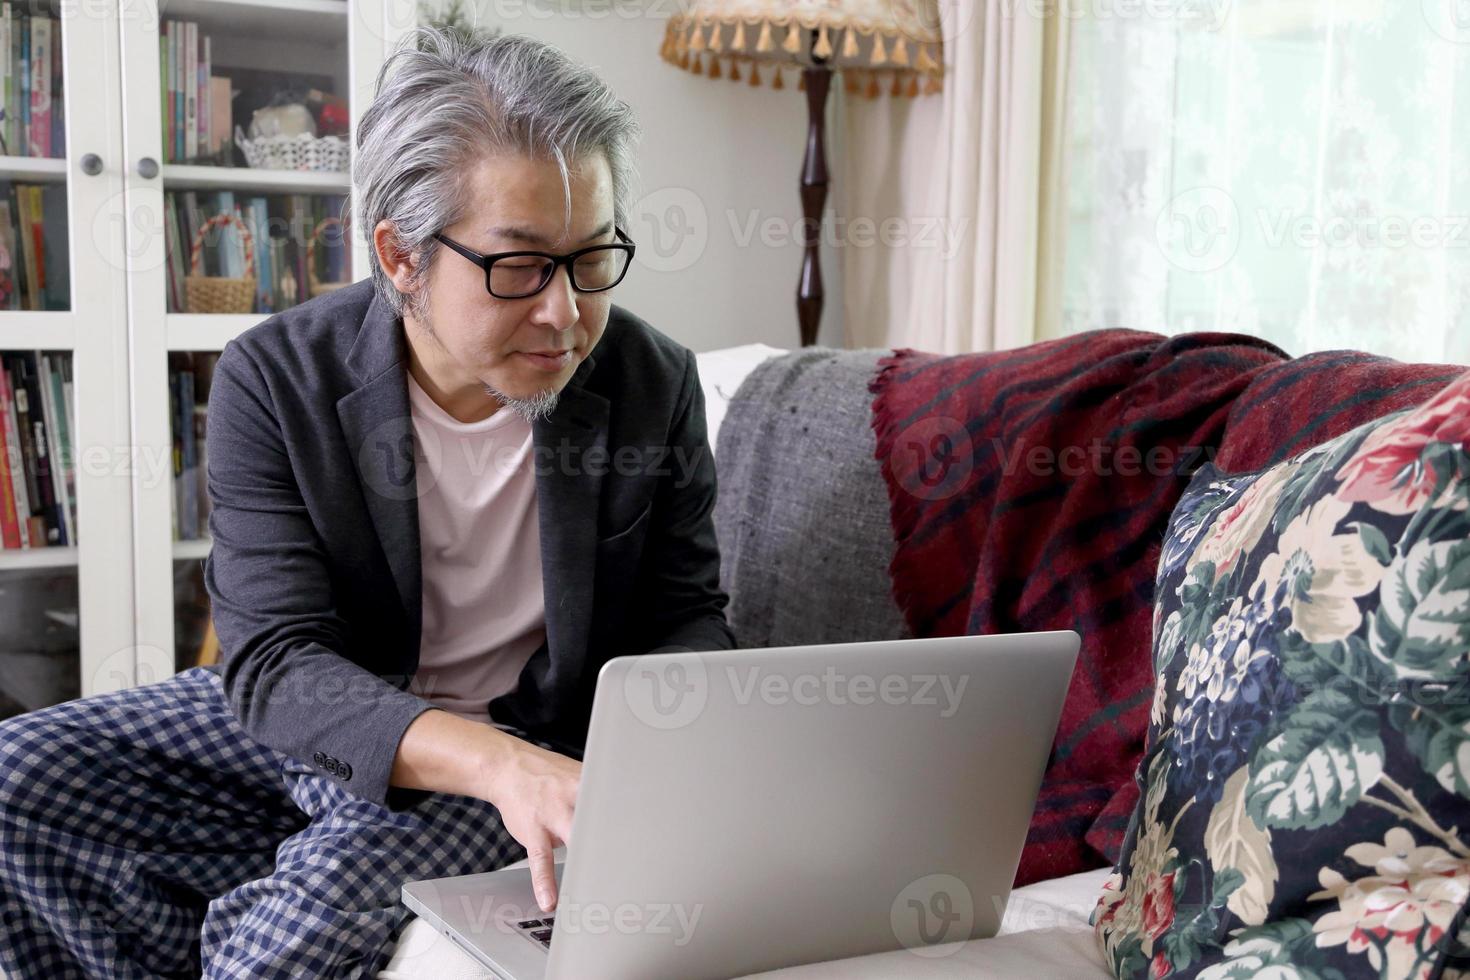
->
[400,630,1079,980]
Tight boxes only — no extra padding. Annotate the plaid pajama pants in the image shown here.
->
[0,665,551,979]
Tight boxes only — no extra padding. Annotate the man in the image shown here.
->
[0,25,733,979]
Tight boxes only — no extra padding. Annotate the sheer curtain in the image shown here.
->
[841,2,1071,353]
[1060,0,1470,365]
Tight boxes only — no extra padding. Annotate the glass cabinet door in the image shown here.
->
[0,0,136,716]
[119,0,394,680]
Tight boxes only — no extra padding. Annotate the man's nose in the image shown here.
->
[530,264,578,332]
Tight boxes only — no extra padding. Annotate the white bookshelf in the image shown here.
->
[0,315,76,350]
[0,156,67,183]
[173,538,212,561]
[162,163,351,195]
[0,546,79,571]
[0,0,416,712]
[164,313,268,351]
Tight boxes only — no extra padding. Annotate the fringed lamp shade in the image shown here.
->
[660,0,944,98]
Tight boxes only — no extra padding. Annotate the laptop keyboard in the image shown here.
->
[516,916,555,949]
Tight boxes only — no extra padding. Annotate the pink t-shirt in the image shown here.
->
[406,371,547,725]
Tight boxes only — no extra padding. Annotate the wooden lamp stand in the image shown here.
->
[797,38,832,347]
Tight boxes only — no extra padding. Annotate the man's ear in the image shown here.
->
[372,219,420,293]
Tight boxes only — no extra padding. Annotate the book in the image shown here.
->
[49,9,60,158]
[181,189,201,276]
[178,21,187,163]
[45,353,75,541]
[38,184,66,309]
[194,398,210,532]
[163,193,182,311]
[168,364,178,540]
[322,194,347,283]
[184,21,196,161]
[248,196,272,311]
[173,21,183,163]
[18,12,28,156]
[168,352,217,541]
[200,36,210,160]
[179,363,196,539]
[294,195,307,301]
[13,183,37,310]
[28,14,47,158]
[15,353,58,544]
[0,362,29,547]
[3,187,23,309]
[61,359,75,535]
[58,354,76,539]
[9,7,20,157]
[159,28,168,163]
[0,199,14,310]
[5,356,34,522]
[210,75,232,161]
[1,5,11,157]
[37,352,69,544]
[26,185,43,306]
[0,360,18,549]
[163,21,172,163]
[216,190,236,277]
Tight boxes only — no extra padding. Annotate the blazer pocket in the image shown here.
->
[597,498,653,548]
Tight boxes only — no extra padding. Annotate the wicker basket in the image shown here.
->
[235,125,349,172]
[185,212,256,314]
[307,216,351,299]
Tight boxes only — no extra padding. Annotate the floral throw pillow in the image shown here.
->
[1093,371,1470,979]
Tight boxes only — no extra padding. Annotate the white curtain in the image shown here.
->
[840,2,1069,353]
[1062,0,1470,365]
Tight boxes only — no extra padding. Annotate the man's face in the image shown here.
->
[402,151,617,420]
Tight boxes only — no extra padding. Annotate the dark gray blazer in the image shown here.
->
[201,278,735,812]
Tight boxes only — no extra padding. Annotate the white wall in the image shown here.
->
[463,1,845,353]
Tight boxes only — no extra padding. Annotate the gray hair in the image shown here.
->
[353,25,641,316]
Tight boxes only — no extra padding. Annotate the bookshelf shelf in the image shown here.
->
[173,538,211,561]
[0,546,79,571]
[162,164,350,196]
[166,313,266,351]
[0,157,67,183]
[0,316,76,350]
[157,0,348,44]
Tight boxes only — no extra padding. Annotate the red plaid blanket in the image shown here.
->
[869,329,1463,885]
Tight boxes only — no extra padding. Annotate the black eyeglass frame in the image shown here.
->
[432,227,636,299]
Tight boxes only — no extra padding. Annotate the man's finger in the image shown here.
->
[527,843,558,912]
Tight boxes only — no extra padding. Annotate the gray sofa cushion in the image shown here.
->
[713,348,910,650]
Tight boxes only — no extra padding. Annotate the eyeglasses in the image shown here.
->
[432,227,636,299]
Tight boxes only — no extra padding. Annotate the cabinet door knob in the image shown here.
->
[80,153,103,176]
[137,157,159,179]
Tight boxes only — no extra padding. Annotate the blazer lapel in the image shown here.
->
[531,359,608,704]
[336,291,423,644]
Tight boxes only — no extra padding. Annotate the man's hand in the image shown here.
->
[389,709,581,912]
[477,738,581,913]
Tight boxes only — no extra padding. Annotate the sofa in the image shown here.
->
[380,342,1121,978]
[381,335,1470,978]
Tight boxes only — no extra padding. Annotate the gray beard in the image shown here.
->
[481,383,559,423]
[408,291,560,424]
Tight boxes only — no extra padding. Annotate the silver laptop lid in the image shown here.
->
[544,630,1079,980]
